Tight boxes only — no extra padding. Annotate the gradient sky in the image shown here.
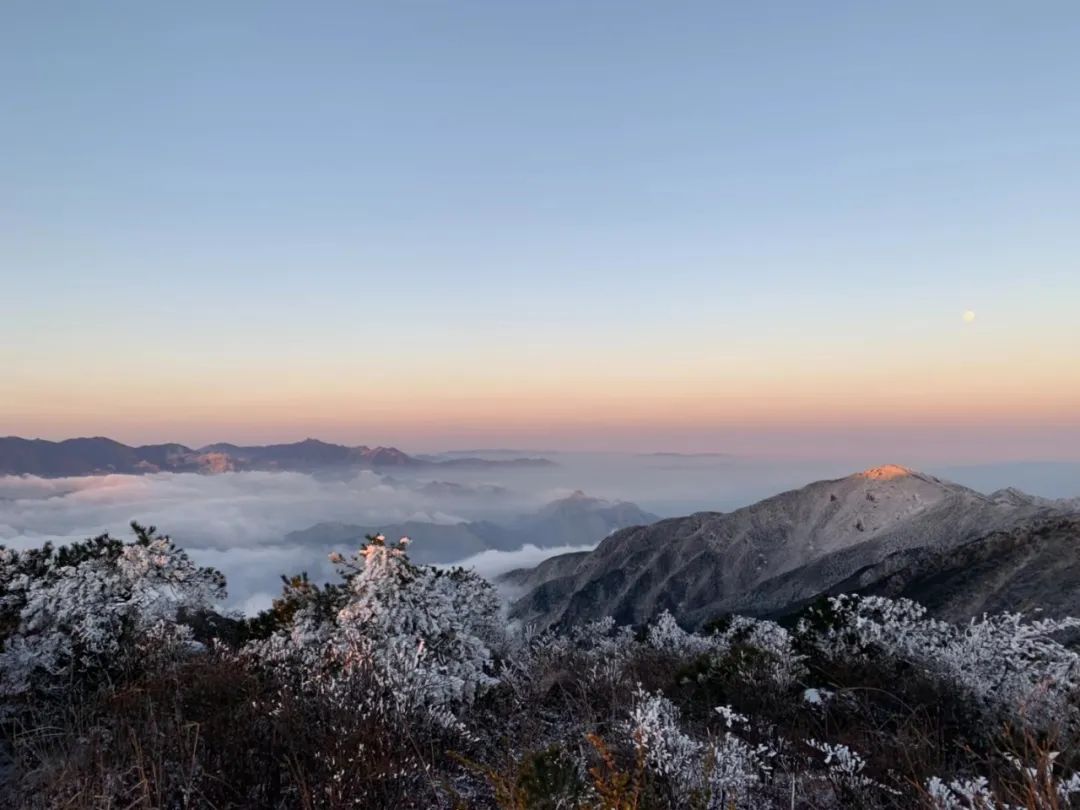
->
[3,2,1079,459]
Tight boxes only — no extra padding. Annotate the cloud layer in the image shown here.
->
[447,542,596,582]
[0,469,582,612]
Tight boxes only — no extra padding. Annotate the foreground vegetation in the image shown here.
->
[2,525,1079,808]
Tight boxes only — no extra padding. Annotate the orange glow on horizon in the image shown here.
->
[4,309,1078,451]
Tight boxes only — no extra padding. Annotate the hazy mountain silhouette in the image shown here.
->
[0,436,556,477]
[285,492,659,565]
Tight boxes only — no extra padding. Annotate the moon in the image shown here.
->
[962,310,976,323]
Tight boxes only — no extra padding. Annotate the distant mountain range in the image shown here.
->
[285,490,660,565]
[0,436,556,477]
[507,465,1080,628]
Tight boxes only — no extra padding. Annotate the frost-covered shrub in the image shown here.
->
[802,595,1080,730]
[666,615,808,730]
[805,738,899,802]
[647,610,718,658]
[714,615,807,690]
[925,775,1005,809]
[627,689,777,807]
[6,527,1080,810]
[502,614,641,708]
[628,689,704,793]
[926,754,1080,809]
[0,524,225,710]
[647,611,805,690]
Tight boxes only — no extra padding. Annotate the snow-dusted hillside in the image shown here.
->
[508,465,1079,629]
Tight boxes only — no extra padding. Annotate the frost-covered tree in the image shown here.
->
[247,534,505,719]
[335,534,504,709]
[0,523,225,710]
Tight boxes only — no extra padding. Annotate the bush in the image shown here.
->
[3,530,1079,808]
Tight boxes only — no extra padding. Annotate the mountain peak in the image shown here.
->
[510,467,1072,631]
[856,464,916,480]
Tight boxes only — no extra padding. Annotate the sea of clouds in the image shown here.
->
[0,469,590,613]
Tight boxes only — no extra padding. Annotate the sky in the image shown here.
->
[3,1,1079,459]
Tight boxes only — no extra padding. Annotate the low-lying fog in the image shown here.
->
[2,453,1077,613]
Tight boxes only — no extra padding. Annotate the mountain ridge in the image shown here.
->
[0,436,556,477]
[507,465,1080,629]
